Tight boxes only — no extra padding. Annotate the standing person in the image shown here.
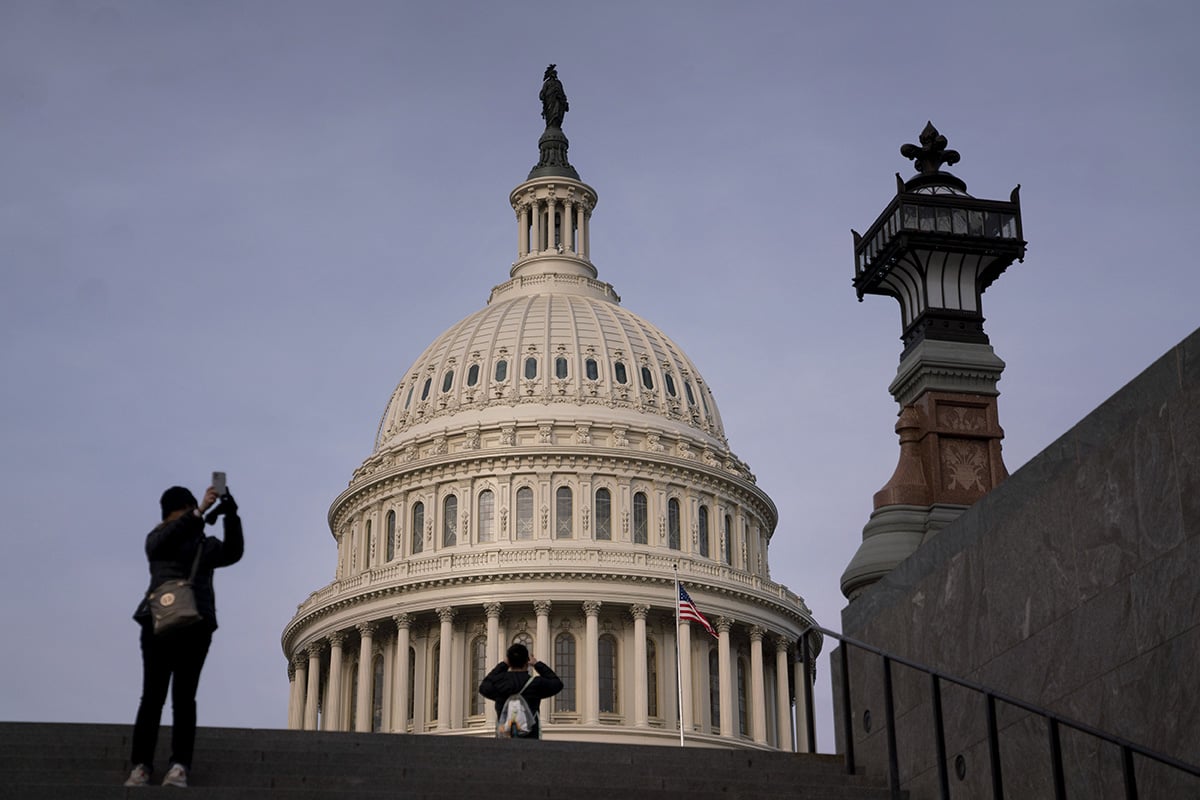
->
[124,484,244,787]
[479,642,563,739]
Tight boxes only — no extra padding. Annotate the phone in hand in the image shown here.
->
[212,471,227,496]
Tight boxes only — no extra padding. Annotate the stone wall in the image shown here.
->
[835,326,1200,798]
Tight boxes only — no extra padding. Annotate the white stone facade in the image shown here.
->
[282,142,818,750]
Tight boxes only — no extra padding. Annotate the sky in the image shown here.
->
[2,0,1198,749]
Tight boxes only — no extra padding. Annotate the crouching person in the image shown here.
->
[479,643,563,739]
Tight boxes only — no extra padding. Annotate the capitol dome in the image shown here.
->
[282,70,817,750]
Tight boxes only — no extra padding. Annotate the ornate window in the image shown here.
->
[441,370,454,393]
[372,655,385,732]
[516,487,534,540]
[386,510,396,561]
[364,519,373,567]
[554,633,576,712]
[614,361,628,384]
[554,356,568,379]
[467,364,480,386]
[585,358,599,380]
[524,357,538,380]
[411,502,424,555]
[442,494,457,547]
[470,636,487,716]
[633,492,648,544]
[594,488,611,540]
[598,634,618,713]
[555,486,573,539]
[640,366,654,390]
[685,381,696,406]
[494,359,508,382]
[513,631,534,652]
[698,505,710,558]
[420,377,432,401]
[723,514,733,566]
[737,657,748,736]
[668,498,681,550]
[647,638,659,718]
[477,490,494,542]
[430,642,440,721]
[708,648,721,731]
[664,372,677,397]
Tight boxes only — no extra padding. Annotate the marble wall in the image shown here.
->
[835,326,1200,798]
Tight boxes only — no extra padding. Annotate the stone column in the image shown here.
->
[436,606,456,730]
[485,602,503,727]
[631,604,650,727]
[678,616,693,733]
[392,613,412,733]
[286,660,298,729]
[583,600,602,724]
[794,653,812,753]
[749,626,767,744]
[530,200,541,254]
[355,623,376,732]
[304,642,322,731]
[534,600,551,725]
[716,617,734,738]
[582,206,590,259]
[326,632,346,731]
[291,655,309,730]
[775,637,793,751]
[562,198,574,253]
[518,204,529,257]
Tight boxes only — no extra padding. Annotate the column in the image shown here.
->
[716,617,734,738]
[326,632,346,731]
[392,613,412,733]
[355,623,375,732]
[485,602,503,728]
[530,199,541,254]
[581,206,590,259]
[518,204,529,257]
[304,642,322,731]
[794,652,812,753]
[583,600,602,725]
[562,198,575,253]
[775,637,794,751]
[534,600,551,726]
[381,631,394,734]
[291,655,309,730]
[436,606,456,730]
[678,616,693,733]
[286,660,298,729]
[631,604,650,728]
[749,626,767,744]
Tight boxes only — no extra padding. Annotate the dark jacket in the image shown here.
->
[478,661,563,736]
[134,510,244,630]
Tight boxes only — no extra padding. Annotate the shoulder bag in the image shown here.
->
[146,542,204,635]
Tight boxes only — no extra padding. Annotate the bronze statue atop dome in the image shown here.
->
[540,64,569,130]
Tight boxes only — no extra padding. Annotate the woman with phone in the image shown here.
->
[124,480,243,787]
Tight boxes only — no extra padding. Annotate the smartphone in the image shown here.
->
[212,471,227,496]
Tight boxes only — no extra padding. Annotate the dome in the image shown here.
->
[376,285,728,454]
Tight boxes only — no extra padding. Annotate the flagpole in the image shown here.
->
[674,564,684,747]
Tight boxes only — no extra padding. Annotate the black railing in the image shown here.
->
[799,624,1200,800]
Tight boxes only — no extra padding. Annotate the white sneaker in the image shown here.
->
[123,764,151,786]
[162,762,188,787]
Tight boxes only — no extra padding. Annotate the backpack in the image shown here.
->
[496,675,538,738]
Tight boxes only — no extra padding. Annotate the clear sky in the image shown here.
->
[3,1,1197,748]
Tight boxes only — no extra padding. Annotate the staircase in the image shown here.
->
[0,722,901,799]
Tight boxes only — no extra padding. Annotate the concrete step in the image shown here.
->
[0,722,902,800]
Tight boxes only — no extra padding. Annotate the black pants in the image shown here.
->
[130,623,213,771]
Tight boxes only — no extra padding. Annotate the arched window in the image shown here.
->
[470,636,488,716]
[585,358,598,381]
[467,364,480,386]
[512,631,534,652]
[640,366,654,390]
[372,655,385,732]
[554,633,576,712]
[668,498,681,550]
[386,510,396,562]
[516,487,534,540]
[614,361,628,384]
[411,502,424,555]
[524,357,538,380]
[430,642,440,722]
[494,360,508,382]
[554,356,568,379]
[364,519,373,567]
[555,486,573,539]
[594,488,611,540]
[698,505,710,558]
[633,492,648,544]
[598,634,618,713]
[737,657,748,736]
[647,638,659,718]
[708,648,721,732]
[420,377,432,401]
[477,490,494,542]
[442,495,457,547]
[723,514,733,566]
[441,370,454,393]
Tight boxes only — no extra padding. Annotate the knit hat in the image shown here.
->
[160,486,198,520]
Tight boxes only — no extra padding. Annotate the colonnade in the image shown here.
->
[514,192,592,260]
[286,598,813,751]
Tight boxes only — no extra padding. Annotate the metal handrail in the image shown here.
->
[799,624,1200,799]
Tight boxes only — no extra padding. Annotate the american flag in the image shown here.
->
[678,584,718,638]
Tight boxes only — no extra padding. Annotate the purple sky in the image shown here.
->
[2,1,1197,747]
